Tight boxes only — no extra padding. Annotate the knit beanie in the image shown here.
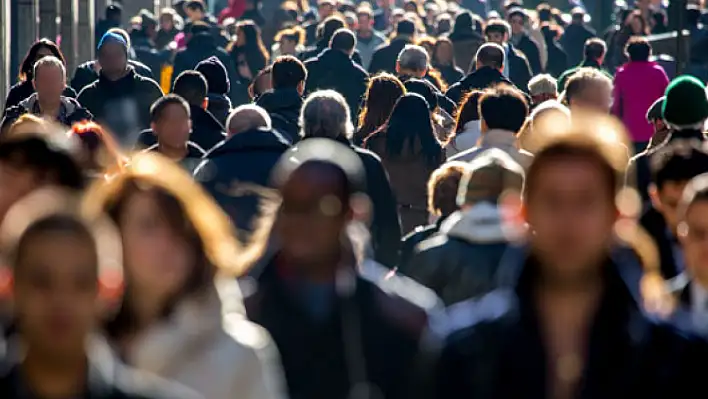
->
[195,56,230,95]
[97,32,128,55]
[662,76,708,129]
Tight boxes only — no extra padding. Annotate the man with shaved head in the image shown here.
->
[227,104,272,136]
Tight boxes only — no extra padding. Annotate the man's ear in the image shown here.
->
[150,122,157,134]
[202,97,209,110]
[649,183,662,211]
[395,62,401,75]
[297,81,305,96]
[31,79,37,91]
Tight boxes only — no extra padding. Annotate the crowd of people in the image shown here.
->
[2,0,708,397]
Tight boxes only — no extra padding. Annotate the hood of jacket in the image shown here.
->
[18,92,83,116]
[441,203,516,244]
[207,92,232,111]
[255,88,303,117]
[96,67,140,94]
[190,104,225,132]
[459,66,512,91]
[207,128,290,158]
[187,32,217,51]
[315,48,356,68]
[447,28,484,43]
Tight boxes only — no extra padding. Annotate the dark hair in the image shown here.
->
[427,162,466,217]
[150,94,191,122]
[396,18,416,36]
[105,4,122,19]
[317,15,346,43]
[537,4,552,22]
[330,28,356,52]
[173,70,208,105]
[476,44,505,70]
[625,36,651,62]
[19,39,66,81]
[650,141,708,190]
[14,214,97,277]
[356,73,406,144]
[271,55,307,89]
[232,20,269,81]
[404,79,437,111]
[432,37,455,66]
[374,93,442,166]
[479,85,528,133]
[584,38,606,61]
[626,9,649,35]
[0,134,85,190]
[248,65,272,100]
[184,0,206,12]
[507,8,527,22]
[455,90,482,133]
[571,7,585,22]
[484,19,510,37]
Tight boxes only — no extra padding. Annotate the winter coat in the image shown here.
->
[445,120,481,158]
[123,280,285,399]
[399,219,443,272]
[402,204,514,306]
[255,88,303,144]
[136,105,226,152]
[194,128,289,238]
[560,23,597,67]
[435,64,465,87]
[542,31,568,78]
[207,93,232,126]
[557,59,611,92]
[1,93,93,133]
[368,37,411,75]
[612,61,669,143]
[245,254,442,399]
[640,206,682,280]
[436,247,708,398]
[155,28,180,50]
[445,67,514,106]
[513,33,542,75]
[447,129,533,169]
[305,49,369,123]
[172,34,235,89]
[506,43,533,94]
[665,273,708,337]
[366,133,444,234]
[447,30,484,75]
[77,68,163,146]
[71,60,154,94]
[3,80,77,112]
[356,31,387,70]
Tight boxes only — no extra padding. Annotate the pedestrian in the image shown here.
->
[77,32,163,147]
[300,15,345,61]
[448,85,532,168]
[195,56,234,125]
[194,104,289,239]
[156,8,183,50]
[246,138,441,399]
[354,73,406,146]
[183,0,229,48]
[508,8,542,75]
[445,43,513,106]
[540,24,567,78]
[3,39,77,112]
[85,152,285,399]
[365,93,444,233]
[563,67,613,114]
[557,38,609,92]
[355,4,387,70]
[446,12,484,76]
[2,57,93,133]
[431,37,465,87]
[230,20,270,85]
[484,19,532,94]
[559,8,596,68]
[445,90,483,158]
[368,18,416,74]
[172,21,235,90]
[255,56,306,143]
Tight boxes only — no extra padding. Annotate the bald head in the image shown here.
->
[226,104,272,136]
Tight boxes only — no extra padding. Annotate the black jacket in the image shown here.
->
[506,43,533,94]
[436,247,708,398]
[368,37,411,75]
[434,64,465,87]
[560,23,597,68]
[542,28,568,78]
[305,49,369,123]
[194,128,290,238]
[172,34,235,89]
[131,36,173,78]
[1,93,93,133]
[136,105,225,152]
[77,68,163,146]
[399,220,442,272]
[3,80,77,112]
[255,88,303,144]
[245,255,441,399]
[71,60,154,94]
[206,93,232,126]
[445,66,514,106]
[640,206,681,280]
[514,33,542,75]
[300,45,364,67]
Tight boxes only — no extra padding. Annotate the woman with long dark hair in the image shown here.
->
[84,153,284,399]
[230,20,270,84]
[4,39,77,111]
[432,38,464,87]
[608,10,649,71]
[355,73,406,146]
[445,90,483,158]
[364,93,444,233]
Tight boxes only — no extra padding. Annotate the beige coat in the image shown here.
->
[125,279,286,399]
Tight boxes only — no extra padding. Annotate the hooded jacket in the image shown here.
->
[447,129,533,169]
[255,88,303,144]
[445,66,514,106]
[401,203,516,305]
[1,93,93,133]
[368,37,412,75]
[172,34,235,89]
[3,79,77,112]
[122,279,285,399]
[71,59,155,94]
[206,93,232,126]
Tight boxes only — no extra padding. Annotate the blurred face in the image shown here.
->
[486,31,506,44]
[378,0,392,9]
[629,16,644,34]
[33,65,66,104]
[185,7,203,21]
[280,38,297,55]
[97,42,128,78]
[318,3,335,20]
[235,28,247,47]
[358,14,373,31]
[570,82,612,113]
[237,53,253,80]
[434,43,453,64]
[509,16,525,34]
[680,201,708,287]
[151,103,191,149]
[14,231,98,358]
[652,181,688,235]
[526,157,617,278]
[119,192,195,302]
[34,46,54,63]
[160,15,174,31]
[277,166,349,268]
[0,162,40,224]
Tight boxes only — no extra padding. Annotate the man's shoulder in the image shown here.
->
[111,363,203,399]
[442,289,518,340]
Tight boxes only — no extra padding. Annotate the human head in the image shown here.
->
[484,19,510,45]
[159,8,180,31]
[195,56,230,96]
[479,85,529,134]
[650,140,708,235]
[19,39,65,82]
[382,93,441,166]
[317,0,336,20]
[661,76,708,131]
[454,90,483,134]
[105,3,122,23]
[677,174,708,287]
[234,20,269,80]
[626,9,648,35]
[564,67,613,113]
[457,148,525,209]
[275,27,304,56]
[69,121,125,174]
[395,18,416,38]
[150,94,192,151]
[518,100,571,153]
[172,70,208,108]
[571,7,585,24]
[227,104,272,135]
[356,5,374,32]
[404,79,438,112]
[96,32,129,79]
[300,90,354,141]
[248,66,272,100]
[625,36,652,62]
[507,8,527,35]
[184,0,206,20]
[271,55,307,94]
[357,73,406,142]
[32,56,66,104]
[583,38,607,65]
[396,44,429,78]
[475,43,505,72]
[330,28,357,56]
[646,96,668,141]
[427,162,467,218]
[537,3,552,22]
[317,15,346,45]
[528,74,558,106]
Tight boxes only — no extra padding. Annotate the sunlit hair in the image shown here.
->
[427,161,466,217]
[446,90,483,150]
[3,114,53,137]
[18,38,65,81]
[69,121,127,175]
[274,25,305,45]
[32,56,66,81]
[562,67,612,105]
[356,73,406,144]
[231,20,270,79]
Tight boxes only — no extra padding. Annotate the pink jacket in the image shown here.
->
[612,61,669,143]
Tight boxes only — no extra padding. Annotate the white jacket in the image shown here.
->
[447,128,533,169]
[125,279,286,399]
[445,120,482,158]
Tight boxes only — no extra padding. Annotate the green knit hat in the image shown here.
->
[662,76,708,129]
